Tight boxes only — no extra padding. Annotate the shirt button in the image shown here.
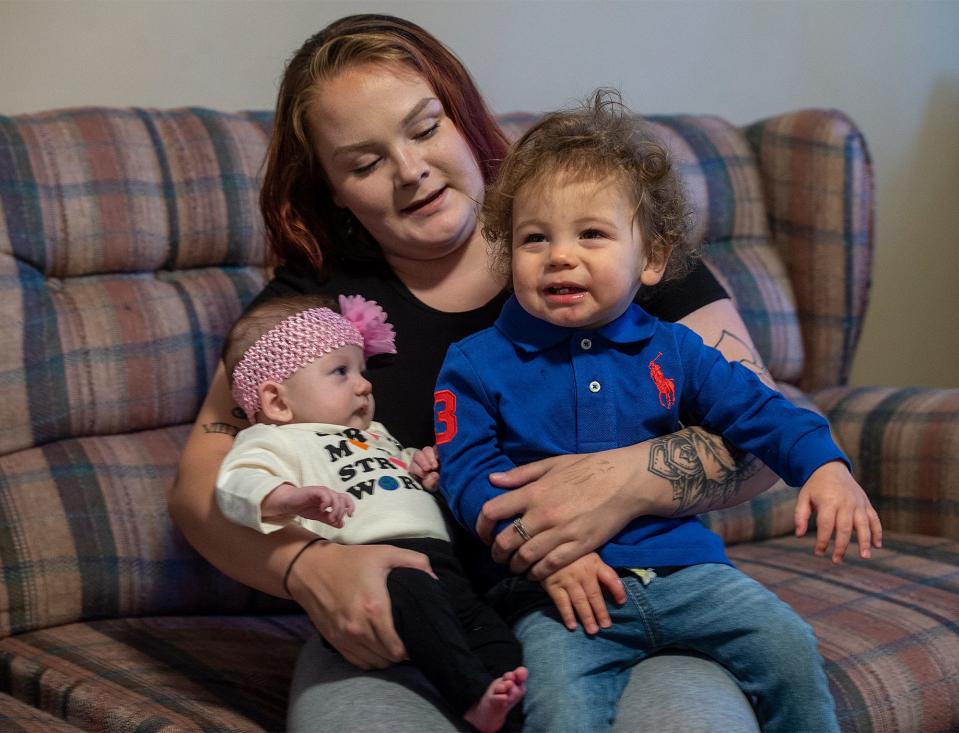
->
[580,338,592,350]
[588,381,601,393]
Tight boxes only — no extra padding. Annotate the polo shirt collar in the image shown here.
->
[495,295,658,353]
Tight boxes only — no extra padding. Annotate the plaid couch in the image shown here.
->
[0,106,956,732]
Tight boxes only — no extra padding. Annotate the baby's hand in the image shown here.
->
[262,483,355,528]
[541,552,626,635]
[410,446,440,492]
[795,461,882,564]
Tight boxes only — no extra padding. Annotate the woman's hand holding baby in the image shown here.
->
[263,483,355,528]
[794,461,883,564]
[286,541,437,670]
[541,552,626,635]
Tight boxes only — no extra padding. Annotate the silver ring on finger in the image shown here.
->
[512,517,532,543]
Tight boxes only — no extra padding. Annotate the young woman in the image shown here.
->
[169,14,877,731]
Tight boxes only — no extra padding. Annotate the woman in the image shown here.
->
[170,14,874,731]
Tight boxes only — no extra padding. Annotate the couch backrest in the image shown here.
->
[0,108,272,456]
[0,106,872,636]
[743,110,874,391]
[0,108,278,636]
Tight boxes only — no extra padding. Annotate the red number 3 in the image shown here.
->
[433,389,458,445]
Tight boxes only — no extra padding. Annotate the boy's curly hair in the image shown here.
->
[483,89,695,283]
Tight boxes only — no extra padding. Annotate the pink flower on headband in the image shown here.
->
[231,295,397,418]
[339,295,397,359]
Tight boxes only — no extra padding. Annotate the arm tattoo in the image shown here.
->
[713,330,773,387]
[648,427,763,514]
[203,422,241,437]
[202,408,247,437]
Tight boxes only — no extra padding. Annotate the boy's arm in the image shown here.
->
[795,461,881,562]
[667,298,781,510]
[678,327,881,561]
[434,344,519,540]
[678,325,848,488]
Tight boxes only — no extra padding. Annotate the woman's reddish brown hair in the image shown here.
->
[260,14,509,272]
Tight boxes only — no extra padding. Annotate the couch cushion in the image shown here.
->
[0,264,264,456]
[0,108,271,455]
[0,426,292,638]
[730,532,959,733]
[816,385,959,540]
[0,615,312,732]
[0,692,84,731]
[498,112,805,385]
[1,537,954,733]
[0,108,271,276]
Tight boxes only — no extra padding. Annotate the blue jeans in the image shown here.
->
[513,563,838,733]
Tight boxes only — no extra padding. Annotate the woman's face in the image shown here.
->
[308,63,485,262]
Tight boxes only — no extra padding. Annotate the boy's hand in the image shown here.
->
[541,552,626,635]
[410,446,440,492]
[795,461,883,563]
[262,483,355,528]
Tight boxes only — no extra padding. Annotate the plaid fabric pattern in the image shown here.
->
[0,108,270,276]
[0,427,296,638]
[0,615,312,732]
[745,110,874,392]
[816,385,959,541]
[0,108,269,456]
[0,265,264,456]
[0,693,85,732]
[730,534,959,732]
[0,541,954,733]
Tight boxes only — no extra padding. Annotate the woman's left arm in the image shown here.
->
[481,298,781,578]
[667,297,782,506]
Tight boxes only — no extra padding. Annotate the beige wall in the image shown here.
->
[2,0,957,388]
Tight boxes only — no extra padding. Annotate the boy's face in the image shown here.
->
[278,345,374,428]
[510,174,666,330]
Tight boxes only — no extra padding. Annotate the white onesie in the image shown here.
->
[216,421,449,544]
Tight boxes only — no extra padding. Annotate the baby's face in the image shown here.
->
[510,173,665,330]
[281,345,374,429]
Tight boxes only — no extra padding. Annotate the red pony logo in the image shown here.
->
[649,352,675,409]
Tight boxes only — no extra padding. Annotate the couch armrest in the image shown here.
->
[744,110,874,392]
[814,385,959,540]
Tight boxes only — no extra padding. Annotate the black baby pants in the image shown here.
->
[385,537,523,722]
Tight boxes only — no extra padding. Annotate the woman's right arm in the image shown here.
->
[168,362,432,669]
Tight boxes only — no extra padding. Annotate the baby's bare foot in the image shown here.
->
[463,666,528,733]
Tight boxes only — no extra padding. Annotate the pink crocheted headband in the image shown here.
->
[231,295,396,418]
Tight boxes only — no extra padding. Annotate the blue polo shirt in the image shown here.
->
[435,296,849,569]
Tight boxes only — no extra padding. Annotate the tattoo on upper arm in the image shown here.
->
[648,428,763,514]
[203,422,241,437]
[713,330,773,386]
